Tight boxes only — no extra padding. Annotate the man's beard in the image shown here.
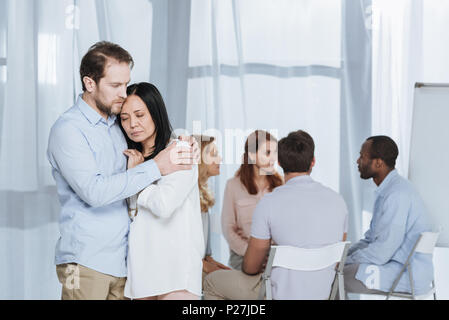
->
[360,170,371,180]
[359,165,374,180]
[95,97,114,117]
[95,97,124,116]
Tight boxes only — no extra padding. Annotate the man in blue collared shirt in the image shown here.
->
[47,42,197,300]
[344,136,434,297]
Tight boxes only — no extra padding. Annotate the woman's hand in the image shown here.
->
[203,256,231,274]
[203,259,221,274]
[123,149,144,169]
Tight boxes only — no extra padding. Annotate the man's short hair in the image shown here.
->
[278,130,315,174]
[79,41,134,91]
[366,135,399,168]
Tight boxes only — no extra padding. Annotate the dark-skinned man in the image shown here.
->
[344,136,433,297]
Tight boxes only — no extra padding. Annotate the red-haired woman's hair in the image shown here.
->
[236,130,283,195]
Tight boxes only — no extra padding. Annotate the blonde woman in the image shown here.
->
[194,135,231,284]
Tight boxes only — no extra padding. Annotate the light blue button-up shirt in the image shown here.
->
[47,95,161,277]
[346,170,434,294]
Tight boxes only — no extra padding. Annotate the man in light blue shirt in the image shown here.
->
[344,136,434,296]
[47,42,197,300]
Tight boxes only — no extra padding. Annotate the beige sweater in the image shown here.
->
[221,176,269,256]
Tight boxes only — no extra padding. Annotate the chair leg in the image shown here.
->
[408,265,415,300]
[329,274,338,300]
[266,279,272,300]
[258,280,266,300]
[338,273,345,300]
[432,281,437,300]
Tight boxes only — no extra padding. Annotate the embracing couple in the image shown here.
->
[47,41,205,300]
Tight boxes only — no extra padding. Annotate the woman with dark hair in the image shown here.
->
[119,83,204,300]
[221,130,284,270]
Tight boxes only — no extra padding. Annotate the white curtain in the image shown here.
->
[371,0,423,177]
[0,0,153,299]
[371,0,449,300]
[185,0,373,262]
[0,0,153,191]
[0,0,374,299]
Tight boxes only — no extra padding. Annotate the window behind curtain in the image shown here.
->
[0,0,8,153]
[422,0,449,83]
[186,0,342,191]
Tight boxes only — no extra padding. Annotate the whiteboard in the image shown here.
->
[409,83,449,247]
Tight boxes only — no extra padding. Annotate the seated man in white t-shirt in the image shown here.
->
[203,130,348,300]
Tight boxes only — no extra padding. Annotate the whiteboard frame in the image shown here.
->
[409,82,449,248]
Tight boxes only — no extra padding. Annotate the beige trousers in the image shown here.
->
[56,263,127,300]
[203,269,263,300]
[136,290,199,300]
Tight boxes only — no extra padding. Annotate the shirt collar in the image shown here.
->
[76,94,117,127]
[375,169,398,196]
[286,174,313,185]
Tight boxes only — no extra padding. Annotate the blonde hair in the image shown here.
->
[194,135,216,213]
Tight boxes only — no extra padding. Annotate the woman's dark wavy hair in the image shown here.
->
[118,82,174,161]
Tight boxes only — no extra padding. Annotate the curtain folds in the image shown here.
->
[0,0,153,299]
[186,0,372,261]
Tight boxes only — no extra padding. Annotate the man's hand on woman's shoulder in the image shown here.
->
[153,135,200,176]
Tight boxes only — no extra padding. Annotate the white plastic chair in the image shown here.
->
[384,231,440,300]
[354,231,440,300]
[258,241,351,300]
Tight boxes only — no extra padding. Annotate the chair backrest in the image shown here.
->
[415,231,440,254]
[259,241,351,300]
[271,241,351,271]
